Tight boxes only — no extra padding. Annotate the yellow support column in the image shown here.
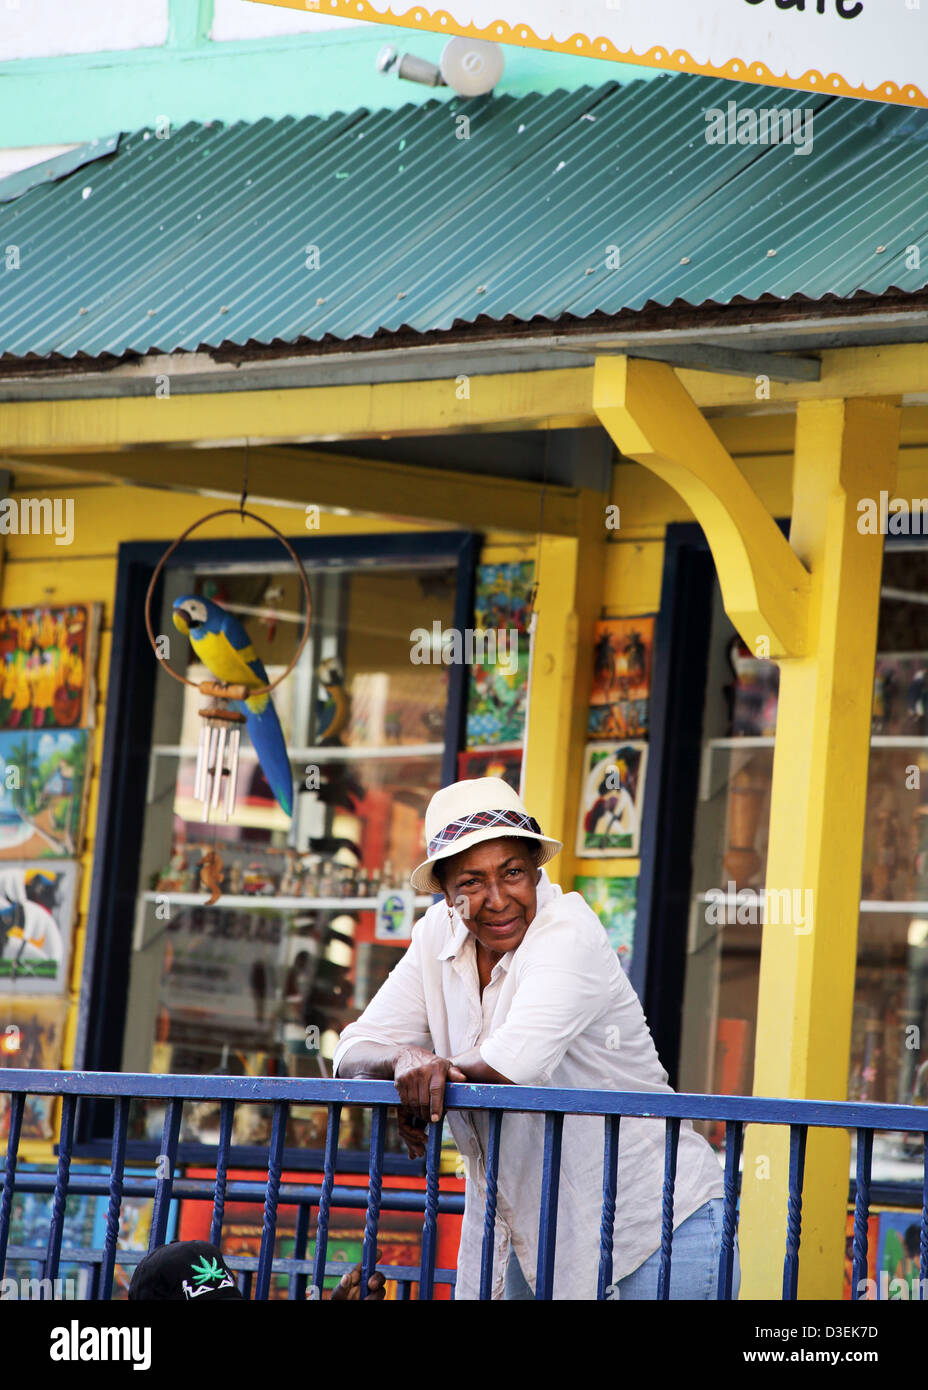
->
[739,396,900,1298]
[521,490,608,881]
[594,356,902,1297]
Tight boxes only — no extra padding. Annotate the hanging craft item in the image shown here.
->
[144,508,312,827]
[199,846,225,906]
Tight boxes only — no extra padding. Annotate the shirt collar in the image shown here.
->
[436,866,558,962]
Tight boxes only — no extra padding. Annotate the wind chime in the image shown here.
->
[194,683,247,822]
[144,505,312,828]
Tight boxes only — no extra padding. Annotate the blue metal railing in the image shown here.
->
[2,1069,928,1300]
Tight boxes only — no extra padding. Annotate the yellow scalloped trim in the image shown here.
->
[253,0,928,108]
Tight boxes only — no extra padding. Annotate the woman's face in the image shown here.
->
[441,837,539,956]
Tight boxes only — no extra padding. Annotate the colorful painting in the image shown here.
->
[727,637,779,738]
[1,1162,176,1300]
[576,742,648,858]
[0,861,79,995]
[4,1162,97,1298]
[573,874,637,973]
[588,616,654,741]
[466,561,534,748]
[0,605,99,731]
[876,1210,923,1299]
[0,995,67,1140]
[89,1169,180,1300]
[457,745,522,792]
[0,729,89,859]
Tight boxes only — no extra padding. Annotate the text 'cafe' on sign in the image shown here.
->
[249,0,927,109]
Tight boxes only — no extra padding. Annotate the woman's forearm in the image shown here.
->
[451,1046,513,1085]
[335,1042,400,1079]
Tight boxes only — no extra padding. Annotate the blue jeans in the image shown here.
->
[504,1198,741,1300]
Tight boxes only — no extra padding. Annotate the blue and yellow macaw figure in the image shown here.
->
[172,595,293,817]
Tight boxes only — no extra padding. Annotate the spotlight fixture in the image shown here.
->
[439,37,505,97]
[376,43,443,87]
[376,37,504,97]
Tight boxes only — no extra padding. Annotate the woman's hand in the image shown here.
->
[393,1045,466,1125]
[397,1106,428,1160]
[329,1261,386,1301]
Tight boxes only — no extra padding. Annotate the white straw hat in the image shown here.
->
[410,776,562,893]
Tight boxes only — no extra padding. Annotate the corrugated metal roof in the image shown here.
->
[0,74,926,361]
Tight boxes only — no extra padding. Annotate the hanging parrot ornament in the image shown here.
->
[172,595,293,817]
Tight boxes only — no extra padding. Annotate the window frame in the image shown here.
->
[642,521,925,1207]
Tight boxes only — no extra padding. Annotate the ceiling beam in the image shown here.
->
[1,444,583,536]
[0,345,926,452]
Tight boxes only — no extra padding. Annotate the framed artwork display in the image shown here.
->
[576,742,647,858]
[0,729,90,859]
[588,616,654,740]
[0,860,79,995]
[573,874,637,973]
[3,1161,97,1298]
[876,1209,922,1298]
[0,995,68,1140]
[0,605,99,731]
[466,561,534,748]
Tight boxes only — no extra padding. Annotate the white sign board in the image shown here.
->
[250,0,927,108]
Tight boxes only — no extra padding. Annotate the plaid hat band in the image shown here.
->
[428,807,543,857]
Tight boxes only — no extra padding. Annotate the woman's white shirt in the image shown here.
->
[333,868,724,1300]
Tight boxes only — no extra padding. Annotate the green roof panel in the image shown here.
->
[0,74,925,361]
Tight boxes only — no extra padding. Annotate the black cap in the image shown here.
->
[128,1241,244,1301]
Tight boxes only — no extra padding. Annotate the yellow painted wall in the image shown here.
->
[1,479,536,1158]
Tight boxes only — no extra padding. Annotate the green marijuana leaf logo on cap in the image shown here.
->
[190,1255,225,1286]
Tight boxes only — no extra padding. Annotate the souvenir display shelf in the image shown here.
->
[142,892,434,911]
[149,741,444,761]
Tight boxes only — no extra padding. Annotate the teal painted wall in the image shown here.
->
[0,0,657,148]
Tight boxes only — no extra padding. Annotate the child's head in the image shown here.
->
[128,1240,244,1301]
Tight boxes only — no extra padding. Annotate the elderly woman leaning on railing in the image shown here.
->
[335,776,737,1301]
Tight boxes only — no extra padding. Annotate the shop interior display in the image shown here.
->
[682,551,928,1186]
[126,555,460,1154]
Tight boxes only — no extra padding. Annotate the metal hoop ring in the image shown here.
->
[144,508,313,695]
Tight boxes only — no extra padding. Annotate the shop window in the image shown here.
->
[678,544,928,1184]
[86,533,475,1161]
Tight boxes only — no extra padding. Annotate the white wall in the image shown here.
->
[211,0,364,40]
[0,0,169,59]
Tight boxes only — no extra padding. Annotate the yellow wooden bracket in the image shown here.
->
[593,355,811,658]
